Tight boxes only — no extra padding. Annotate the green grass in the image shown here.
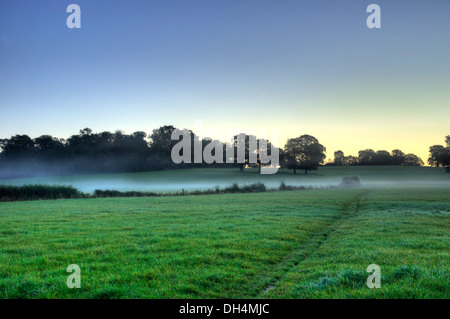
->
[0,187,448,299]
[264,188,450,298]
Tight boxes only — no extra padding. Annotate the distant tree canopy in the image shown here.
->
[1,128,444,178]
[149,125,177,157]
[0,129,163,176]
[333,150,344,166]
[0,127,278,178]
[282,135,326,174]
[229,135,279,173]
[328,149,424,167]
[428,135,450,172]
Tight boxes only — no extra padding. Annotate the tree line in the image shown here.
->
[0,126,448,178]
[328,149,424,166]
[328,135,450,171]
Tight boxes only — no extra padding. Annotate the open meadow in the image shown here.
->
[0,167,448,299]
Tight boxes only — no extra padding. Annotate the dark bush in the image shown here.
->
[279,181,307,191]
[224,183,241,193]
[240,182,267,193]
[93,189,159,198]
[222,182,267,193]
[339,176,361,188]
[0,184,83,201]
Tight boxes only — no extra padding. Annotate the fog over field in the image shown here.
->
[0,166,448,193]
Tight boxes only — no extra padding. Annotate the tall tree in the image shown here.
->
[342,155,358,166]
[149,125,178,156]
[430,136,450,172]
[403,154,424,166]
[283,135,326,174]
[358,149,376,165]
[34,135,65,160]
[333,150,344,166]
[247,138,278,173]
[0,135,35,158]
[230,134,255,172]
[428,145,447,167]
[391,149,405,165]
[373,150,392,165]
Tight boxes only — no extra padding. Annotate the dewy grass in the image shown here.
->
[0,187,448,299]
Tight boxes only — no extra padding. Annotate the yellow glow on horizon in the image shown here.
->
[192,120,447,167]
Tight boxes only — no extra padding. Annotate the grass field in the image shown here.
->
[0,177,448,298]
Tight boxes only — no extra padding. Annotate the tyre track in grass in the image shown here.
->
[258,189,370,296]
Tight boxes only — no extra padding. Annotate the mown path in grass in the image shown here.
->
[263,188,449,299]
[258,190,370,296]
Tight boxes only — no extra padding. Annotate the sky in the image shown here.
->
[0,0,449,163]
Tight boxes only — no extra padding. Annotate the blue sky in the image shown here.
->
[0,0,449,162]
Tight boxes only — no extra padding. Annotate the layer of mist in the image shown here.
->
[0,166,448,194]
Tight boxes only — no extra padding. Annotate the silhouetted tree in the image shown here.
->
[428,145,447,167]
[283,135,326,174]
[149,126,177,156]
[429,136,450,172]
[358,149,376,165]
[391,149,405,165]
[0,135,35,159]
[342,155,358,166]
[403,154,424,166]
[333,150,344,166]
[230,134,254,172]
[373,150,392,165]
[34,135,65,160]
[247,138,278,173]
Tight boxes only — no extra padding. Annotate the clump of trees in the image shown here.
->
[0,128,166,177]
[339,176,361,188]
[0,126,281,178]
[3,127,445,179]
[328,149,423,166]
[0,127,329,177]
[428,135,450,172]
